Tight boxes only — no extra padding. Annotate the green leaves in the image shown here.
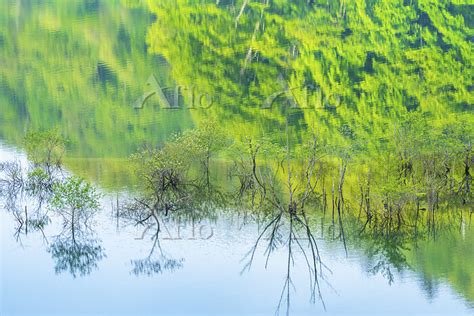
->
[50,176,100,213]
[23,130,67,169]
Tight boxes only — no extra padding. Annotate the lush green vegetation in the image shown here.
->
[145,0,473,149]
[0,0,193,159]
[0,131,104,277]
[0,1,472,162]
[0,0,472,309]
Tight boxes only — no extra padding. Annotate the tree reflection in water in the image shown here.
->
[242,210,330,315]
[130,228,184,276]
[1,122,473,312]
[234,135,331,315]
[47,219,105,278]
[48,235,105,278]
[0,161,51,243]
[119,185,223,276]
[47,177,105,277]
[365,235,409,285]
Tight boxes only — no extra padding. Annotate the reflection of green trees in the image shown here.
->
[123,120,472,308]
[406,228,474,304]
[1,0,472,182]
[48,236,105,278]
[0,168,106,277]
[323,209,474,306]
[0,0,193,160]
[130,225,184,277]
[47,176,105,278]
[1,0,473,307]
[145,0,472,151]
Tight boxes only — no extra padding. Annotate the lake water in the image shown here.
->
[1,1,473,315]
[1,146,473,315]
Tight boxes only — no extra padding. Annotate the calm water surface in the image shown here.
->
[0,144,472,315]
[1,1,473,315]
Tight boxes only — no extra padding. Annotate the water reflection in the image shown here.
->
[1,156,473,313]
[243,211,329,314]
[130,228,184,277]
[1,130,473,313]
[0,147,106,278]
[0,161,23,201]
[364,235,409,285]
[0,161,51,242]
[0,0,473,312]
[48,235,105,278]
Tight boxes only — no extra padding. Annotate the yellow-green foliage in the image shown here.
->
[1,0,472,163]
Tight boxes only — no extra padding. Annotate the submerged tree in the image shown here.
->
[235,132,329,314]
[0,130,69,239]
[126,119,230,234]
[0,161,23,201]
[50,176,101,230]
[24,130,67,178]
[48,176,105,277]
[179,119,230,186]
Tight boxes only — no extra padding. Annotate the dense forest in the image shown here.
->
[1,1,472,157]
[0,0,473,312]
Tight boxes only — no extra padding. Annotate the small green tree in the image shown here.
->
[180,119,230,185]
[50,177,101,239]
[24,130,67,176]
[47,177,103,278]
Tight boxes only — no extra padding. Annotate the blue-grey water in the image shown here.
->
[1,1,473,315]
[1,144,472,315]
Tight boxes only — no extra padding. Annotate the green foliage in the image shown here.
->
[182,119,230,160]
[0,0,473,303]
[132,119,231,193]
[0,1,193,159]
[0,0,472,188]
[26,167,52,194]
[47,176,104,278]
[50,176,100,214]
[406,226,474,302]
[145,0,473,158]
[23,130,66,170]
